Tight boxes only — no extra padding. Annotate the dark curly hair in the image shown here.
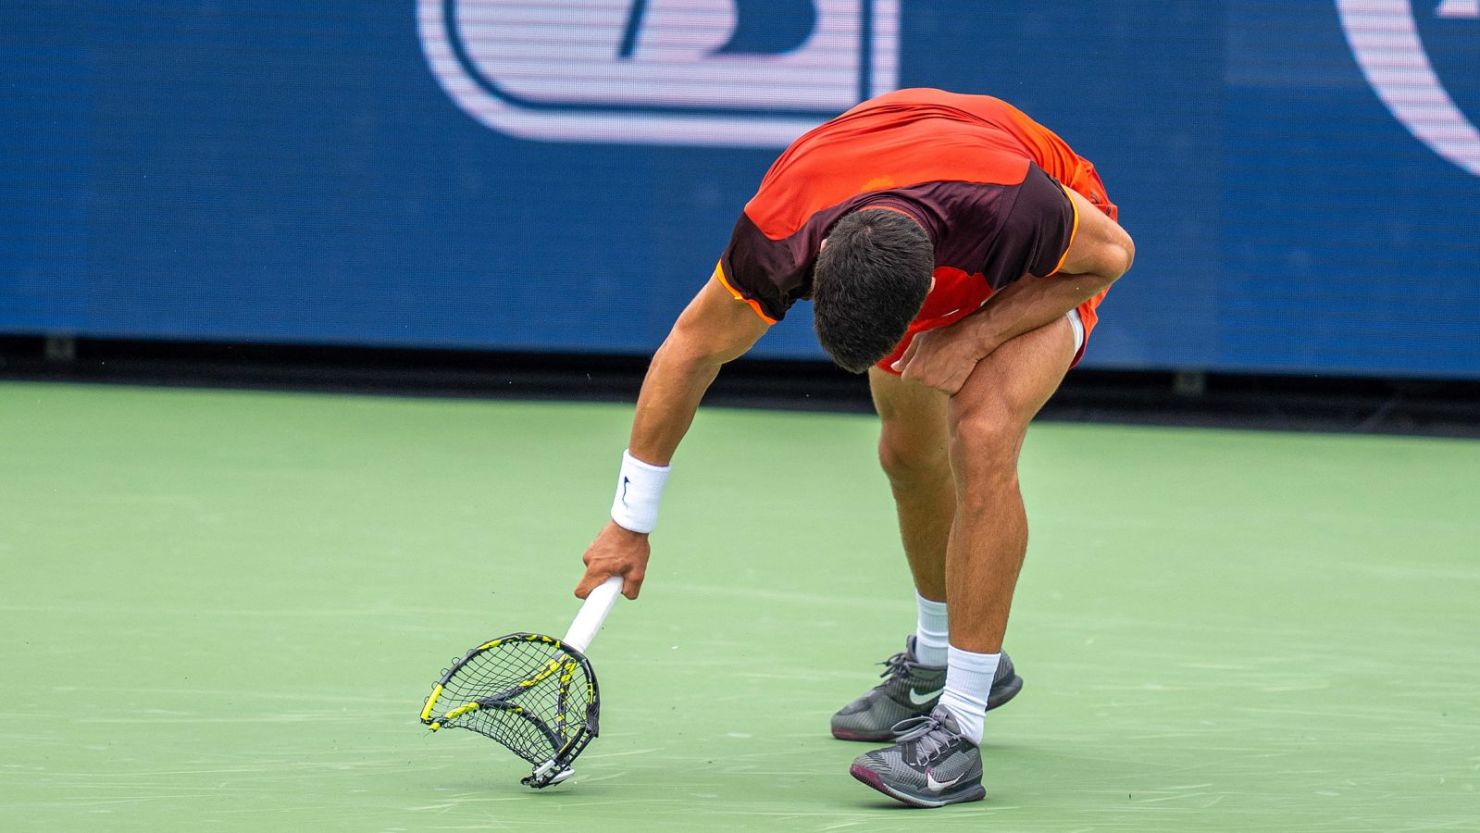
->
[812,209,933,373]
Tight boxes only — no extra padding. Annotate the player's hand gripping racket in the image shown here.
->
[419,576,623,788]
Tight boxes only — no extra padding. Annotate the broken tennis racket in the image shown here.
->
[419,575,623,788]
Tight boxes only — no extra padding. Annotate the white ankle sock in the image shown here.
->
[938,645,1000,746]
[913,592,949,667]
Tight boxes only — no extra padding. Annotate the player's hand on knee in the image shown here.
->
[892,329,984,395]
[575,521,651,601]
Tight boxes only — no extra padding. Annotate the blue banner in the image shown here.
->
[2,2,1477,377]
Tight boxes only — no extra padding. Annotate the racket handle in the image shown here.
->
[563,575,622,653]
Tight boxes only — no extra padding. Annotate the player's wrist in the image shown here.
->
[609,449,670,534]
[605,521,649,539]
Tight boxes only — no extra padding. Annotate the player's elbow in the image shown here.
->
[657,323,730,374]
[1104,228,1135,281]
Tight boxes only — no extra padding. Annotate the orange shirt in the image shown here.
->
[717,88,1115,334]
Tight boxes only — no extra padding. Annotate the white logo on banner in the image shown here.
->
[1337,0,1480,177]
[418,0,899,147]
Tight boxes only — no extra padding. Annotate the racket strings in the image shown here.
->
[432,638,595,766]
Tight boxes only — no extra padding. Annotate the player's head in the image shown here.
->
[812,208,933,373]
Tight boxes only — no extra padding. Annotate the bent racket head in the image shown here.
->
[420,632,600,788]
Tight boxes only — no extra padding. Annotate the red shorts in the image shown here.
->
[875,160,1118,375]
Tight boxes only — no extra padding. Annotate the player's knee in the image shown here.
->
[949,403,1025,481]
[877,426,949,489]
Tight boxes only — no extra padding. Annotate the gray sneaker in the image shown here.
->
[849,707,985,808]
[830,637,1022,742]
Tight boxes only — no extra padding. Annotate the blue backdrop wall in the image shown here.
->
[3,2,1478,377]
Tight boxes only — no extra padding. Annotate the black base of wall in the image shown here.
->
[3,335,1478,438]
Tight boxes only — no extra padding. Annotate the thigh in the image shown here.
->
[868,367,951,463]
[870,367,949,428]
[948,315,1078,454]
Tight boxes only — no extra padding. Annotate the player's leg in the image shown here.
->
[926,314,1076,757]
[869,367,953,604]
[944,314,1078,658]
[849,316,1076,807]
[830,367,1023,742]
[830,371,953,741]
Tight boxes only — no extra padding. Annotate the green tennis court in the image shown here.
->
[3,381,1477,832]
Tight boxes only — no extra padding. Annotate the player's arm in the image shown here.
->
[627,274,771,466]
[574,274,771,600]
[895,188,1134,393]
[949,188,1133,350]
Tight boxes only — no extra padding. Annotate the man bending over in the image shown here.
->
[573,88,1135,808]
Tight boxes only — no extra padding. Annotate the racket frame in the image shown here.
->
[420,632,601,787]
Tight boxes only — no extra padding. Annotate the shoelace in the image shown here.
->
[890,713,961,765]
[877,650,915,681]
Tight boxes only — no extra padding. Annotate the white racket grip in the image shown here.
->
[563,575,622,653]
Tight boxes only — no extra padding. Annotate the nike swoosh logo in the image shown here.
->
[620,475,631,506]
[926,769,963,793]
[907,687,942,706]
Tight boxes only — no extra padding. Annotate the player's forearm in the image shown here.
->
[965,271,1116,354]
[626,336,725,466]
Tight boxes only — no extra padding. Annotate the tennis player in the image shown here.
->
[573,88,1134,808]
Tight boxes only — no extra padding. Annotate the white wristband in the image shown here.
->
[610,449,671,534]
